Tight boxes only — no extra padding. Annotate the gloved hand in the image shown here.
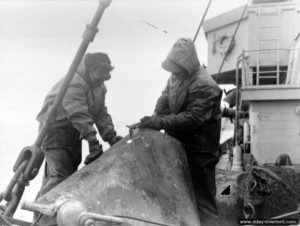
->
[84,135,103,165]
[108,135,123,146]
[139,116,162,131]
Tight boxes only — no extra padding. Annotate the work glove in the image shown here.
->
[139,116,163,131]
[108,135,123,146]
[84,135,103,165]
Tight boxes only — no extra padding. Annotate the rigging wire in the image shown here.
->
[193,0,213,43]
[215,0,250,83]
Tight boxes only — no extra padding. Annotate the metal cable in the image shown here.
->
[271,210,300,219]
[30,213,43,226]
[215,0,250,83]
[193,0,213,43]
[114,215,176,226]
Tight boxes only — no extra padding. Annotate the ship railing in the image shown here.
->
[241,48,299,87]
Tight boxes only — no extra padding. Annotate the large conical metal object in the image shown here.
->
[37,129,201,226]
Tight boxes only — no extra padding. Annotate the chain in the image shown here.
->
[1,160,29,217]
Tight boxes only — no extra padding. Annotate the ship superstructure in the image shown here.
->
[204,0,300,224]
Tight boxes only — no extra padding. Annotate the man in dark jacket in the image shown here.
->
[139,38,222,226]
[35,52,122,198]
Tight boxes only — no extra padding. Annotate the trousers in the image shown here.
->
[36,125,82,199]
[187,152,219,226]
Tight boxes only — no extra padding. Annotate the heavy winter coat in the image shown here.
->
[156,38,222,167]
[36,56,116,141]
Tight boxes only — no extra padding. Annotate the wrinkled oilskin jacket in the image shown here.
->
[36,56,117,142]
[155,39,222,167]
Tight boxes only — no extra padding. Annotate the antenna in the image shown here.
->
[142,20,169,34]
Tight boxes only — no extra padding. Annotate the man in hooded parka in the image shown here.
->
[139,38,222,226]
[35,52,122,198]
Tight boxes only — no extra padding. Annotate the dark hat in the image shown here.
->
[84,52,113,72]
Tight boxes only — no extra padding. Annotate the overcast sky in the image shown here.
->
[0,0,245,126]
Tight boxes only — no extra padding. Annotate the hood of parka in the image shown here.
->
[78,53,113,85]
[161,38,200,76]
[77,52,112,76]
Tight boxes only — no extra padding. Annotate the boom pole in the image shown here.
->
[0,0,112,217]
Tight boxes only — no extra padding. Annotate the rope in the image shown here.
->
[271,210,300,219]
[252,166,300,199]
[114,215,176,226]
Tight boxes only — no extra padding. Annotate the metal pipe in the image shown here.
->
[244,48,296,52]
[221,108,248,119]
[35,0,112,147]
[235,53,244,146]
[231,53,245,172]
[21,200,56,216]
[21,198,121,226]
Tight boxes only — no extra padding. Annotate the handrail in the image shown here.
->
[241,48,299,86]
